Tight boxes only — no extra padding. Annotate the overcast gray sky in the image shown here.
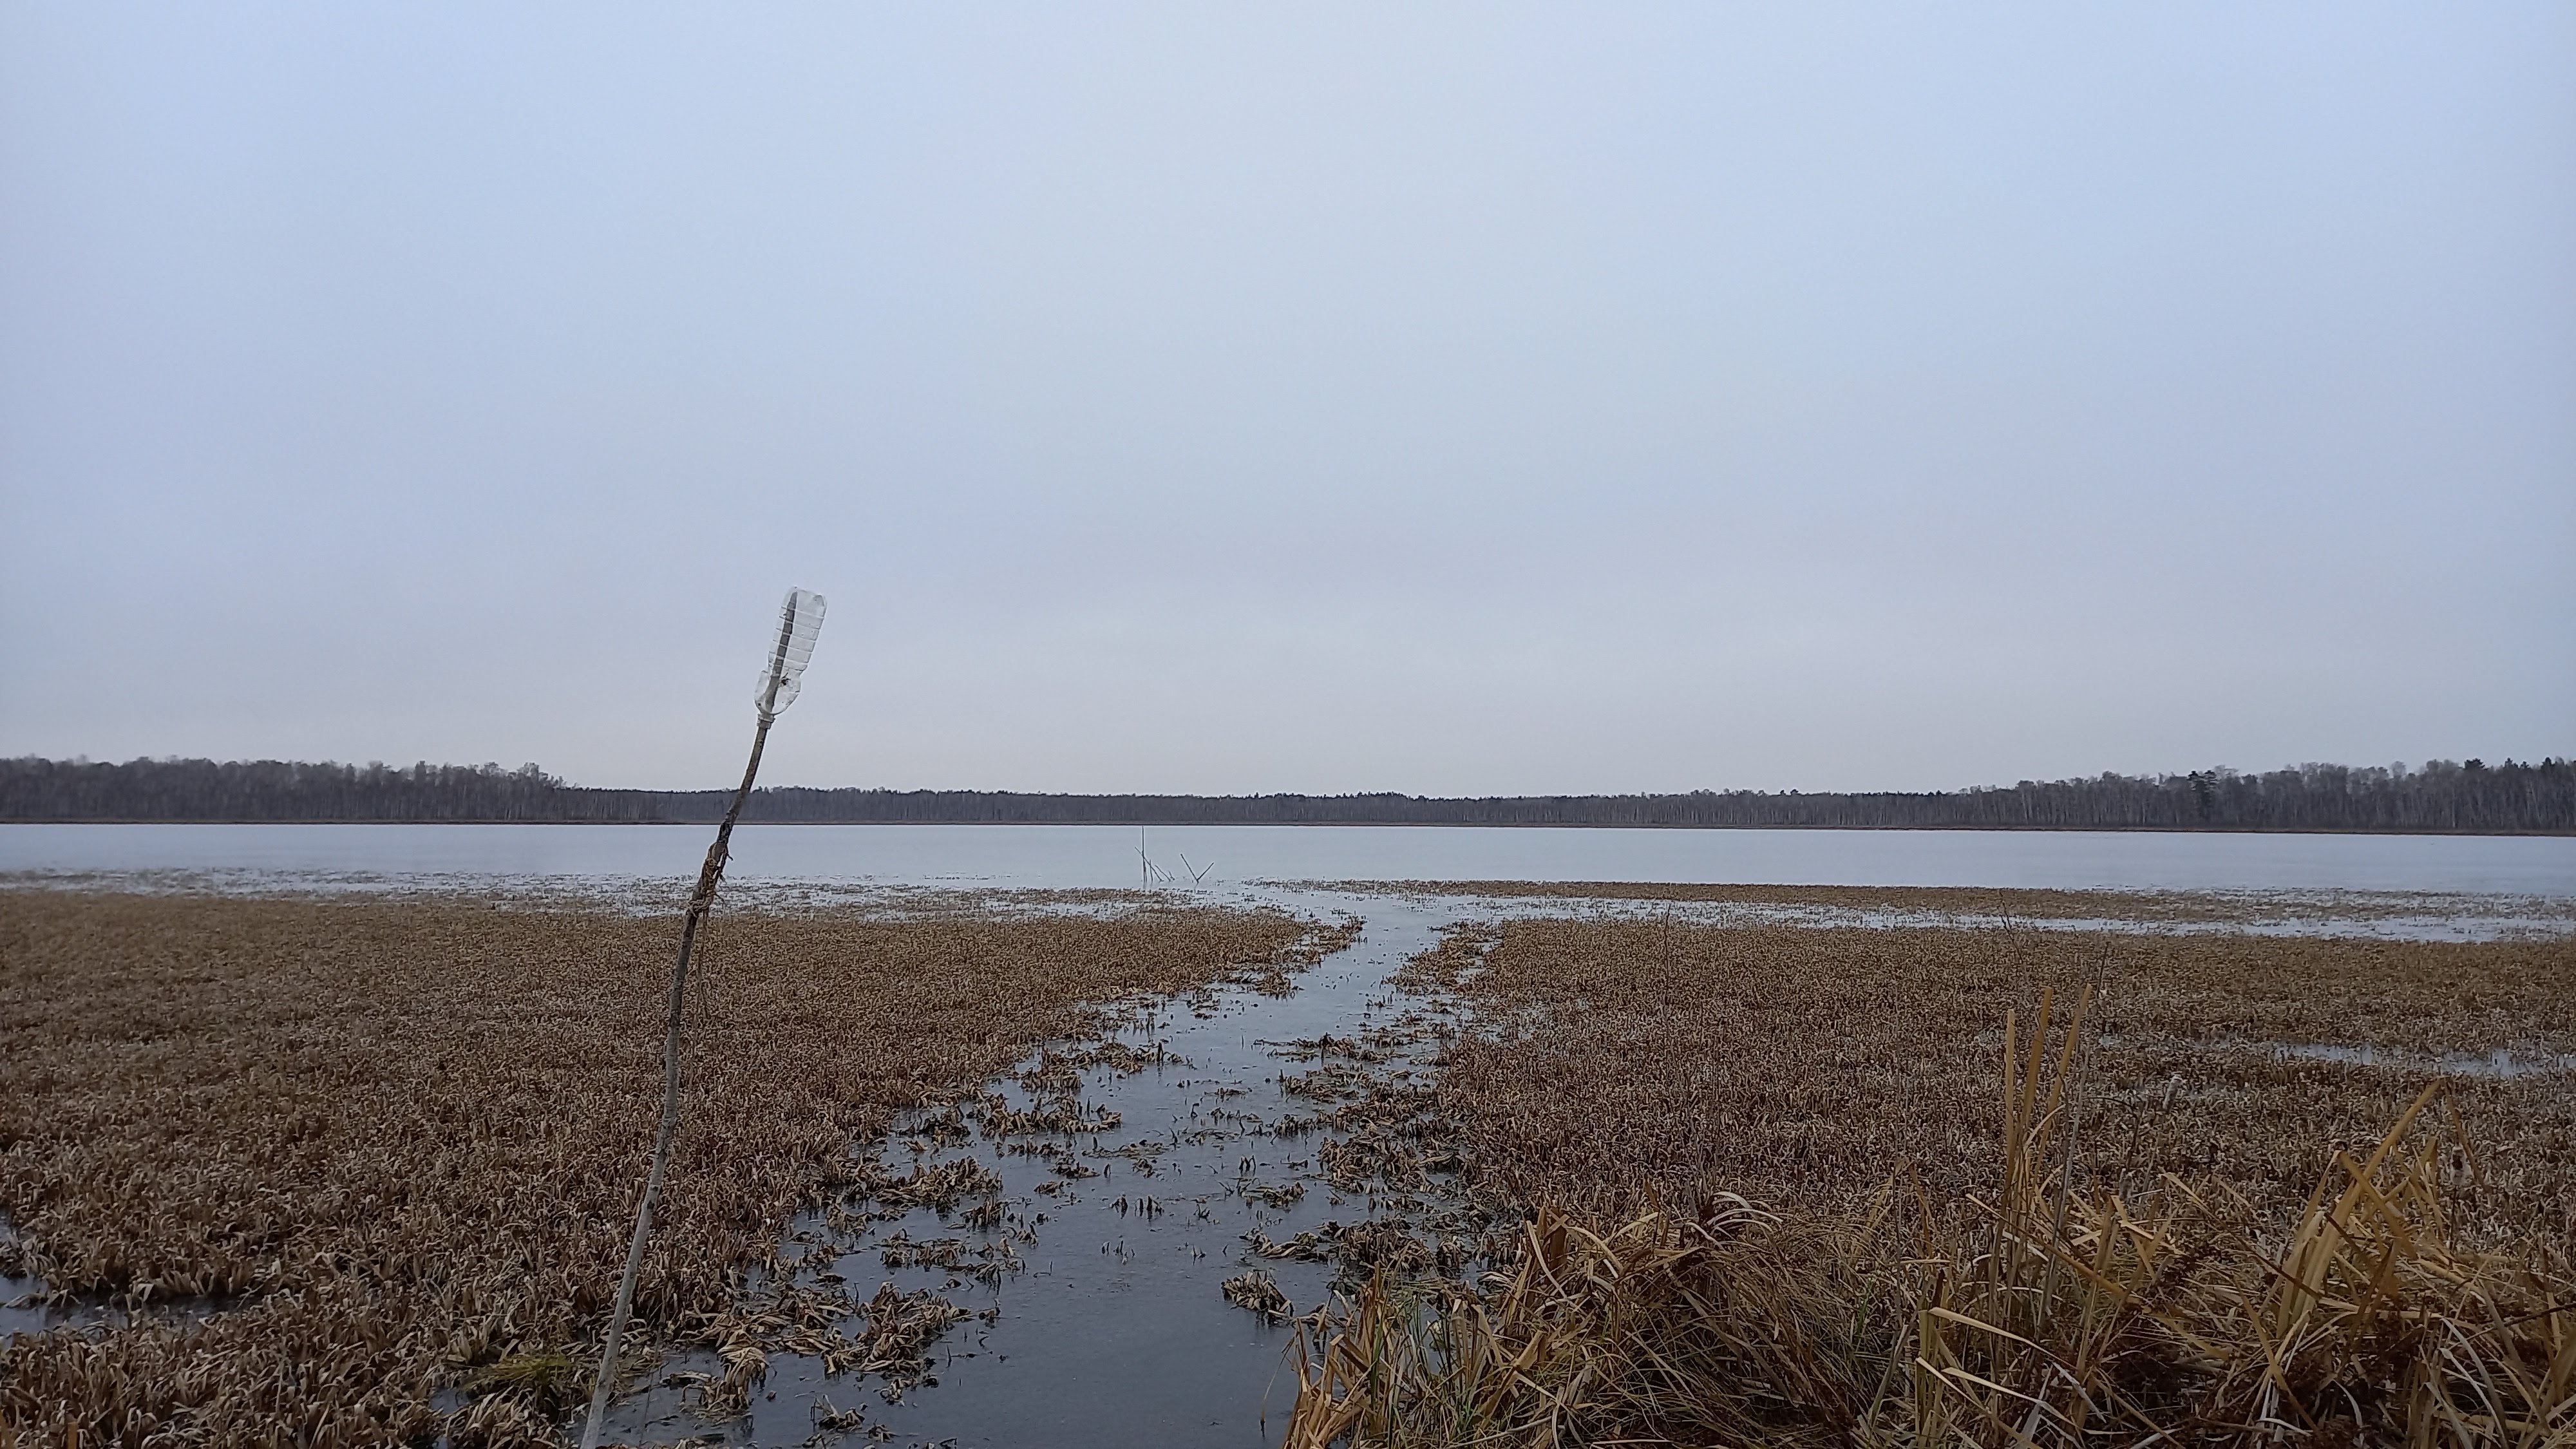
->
[3,5,2570,794]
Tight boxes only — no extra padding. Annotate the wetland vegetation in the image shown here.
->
[3,882,2571,1446]
[1397,918,2576,1227]
[1288,915,2576,1448]
[0,891,1340,1444]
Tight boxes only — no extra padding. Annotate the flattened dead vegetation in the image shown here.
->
[1404,918,2576,1232]
[0,890,1331,1444]
[1285,920,2576,1448]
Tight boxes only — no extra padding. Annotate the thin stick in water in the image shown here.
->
[580,588,823,1448]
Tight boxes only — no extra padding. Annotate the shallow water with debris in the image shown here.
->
[587,885,2572,1444]
[600,892,1473,1448]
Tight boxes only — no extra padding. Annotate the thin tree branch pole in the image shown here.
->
[581,614,802,1447]
[577,715,769,1444]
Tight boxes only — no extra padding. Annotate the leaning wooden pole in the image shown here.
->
[581,588,824,1448]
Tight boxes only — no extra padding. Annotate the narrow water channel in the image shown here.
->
[603,892,1466,1447]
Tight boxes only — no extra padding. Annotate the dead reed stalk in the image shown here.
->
[1285,990,2576,1448]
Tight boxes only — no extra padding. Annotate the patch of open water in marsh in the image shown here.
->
[2248,1041,2576,1078]
[0,1213,240,1339]
[598,891,1477,1448]
[1299,887,2575,943]
[2087,1034,2576,1082]
[0,1289,236,1339]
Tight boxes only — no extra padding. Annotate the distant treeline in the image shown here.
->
[6,755,2571,833]
[0,759,668,824]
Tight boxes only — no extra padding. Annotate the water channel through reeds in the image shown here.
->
[598,894,1459,1448]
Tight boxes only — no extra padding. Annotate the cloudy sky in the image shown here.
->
[4,5,2569,793]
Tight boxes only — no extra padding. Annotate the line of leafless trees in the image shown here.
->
[0,758,668,823]
[6,755,2570,833]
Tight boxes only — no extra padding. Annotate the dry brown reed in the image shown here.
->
[0,889,1329,1444]
[1285,991,2576,1448]
[1224,1271,1295,1321]
[1406,919,2576,1237]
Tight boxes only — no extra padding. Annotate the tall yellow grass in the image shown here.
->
[1285,990,2576,1447]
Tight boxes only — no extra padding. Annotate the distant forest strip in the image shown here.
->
[6,755,2572,833]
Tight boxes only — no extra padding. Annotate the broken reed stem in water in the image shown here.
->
[577,712,772,1447]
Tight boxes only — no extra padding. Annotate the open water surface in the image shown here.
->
[5,821,2573,895]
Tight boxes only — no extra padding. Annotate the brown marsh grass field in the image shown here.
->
[1402,918,2576,1233]
[1324,879,2576,929]
[0,889,1331,1445]
[1287,916,2576,1448]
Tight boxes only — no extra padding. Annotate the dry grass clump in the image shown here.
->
[1224,1270,1295,1321]
[0,890,1330,1444]
[680,1275,968,1415]
[1286,996,2576,1448]
[1408,919,2576,1236]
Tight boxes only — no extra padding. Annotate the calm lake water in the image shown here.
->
[2,821,2572,895]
